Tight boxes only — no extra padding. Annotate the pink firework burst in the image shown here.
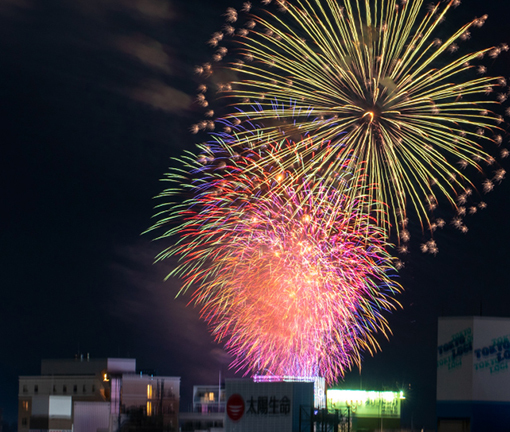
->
[150,141,401,383]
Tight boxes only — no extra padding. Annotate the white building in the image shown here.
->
[437,316,510,431]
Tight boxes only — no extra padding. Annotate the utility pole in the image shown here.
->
[347,405,351,432]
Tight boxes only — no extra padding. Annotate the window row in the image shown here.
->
[22,384,96,394]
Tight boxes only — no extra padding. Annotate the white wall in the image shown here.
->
[49,395,72,418]
[472,317,510,402]
[437,316,510,403]
[437,317,474,401]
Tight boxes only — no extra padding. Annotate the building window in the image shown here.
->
[34,385,38,394]
[53,384,57,393]
[22,385,27,393]
[63,385,67,393]
[73,385,78,394]
[22,401,29,411]
[92,385,95,392]
[147,384,153,399]
[147,401,152,417]
[83,385,86,393]
[22,418,28,426]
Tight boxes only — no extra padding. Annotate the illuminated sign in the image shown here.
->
[253,375,325,408]
[327,390,404,418]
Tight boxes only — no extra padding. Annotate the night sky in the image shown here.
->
[1,0,510,428]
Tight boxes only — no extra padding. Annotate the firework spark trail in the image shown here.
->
[200,177,401,382]
[195,0,508,242]
[149,141,401,382]
[202,101,391,228]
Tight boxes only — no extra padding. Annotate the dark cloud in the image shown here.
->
[112,34,173,73]
[108,240,237,404]
[129,80,192,112]
[64,0,176,21]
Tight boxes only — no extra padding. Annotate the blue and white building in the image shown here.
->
[437,316,510,431]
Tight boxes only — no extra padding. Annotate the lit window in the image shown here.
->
[209,392,215,402]
[147,384,153,399]
[147,401,152,416]
[103,373,109,382]
[22,401,29,411]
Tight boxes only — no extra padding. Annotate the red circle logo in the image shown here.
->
[227,393,245,422]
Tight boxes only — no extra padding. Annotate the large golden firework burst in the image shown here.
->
[194,0,508,245]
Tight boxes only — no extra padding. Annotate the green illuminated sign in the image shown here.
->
[327,390,404,418]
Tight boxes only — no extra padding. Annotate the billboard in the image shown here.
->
[327,390,403,418]
[225,379,313,432]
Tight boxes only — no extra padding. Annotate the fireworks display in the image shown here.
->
[150,0,507,383]
[195,0,508,241]
[151,141,401,382]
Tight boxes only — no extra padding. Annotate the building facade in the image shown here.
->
[437,316,510,432]
[121,374,180,431]
[224,379,314,432]
[18,357,180,432]
[179,384,225,432]
[19,357,126,431]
